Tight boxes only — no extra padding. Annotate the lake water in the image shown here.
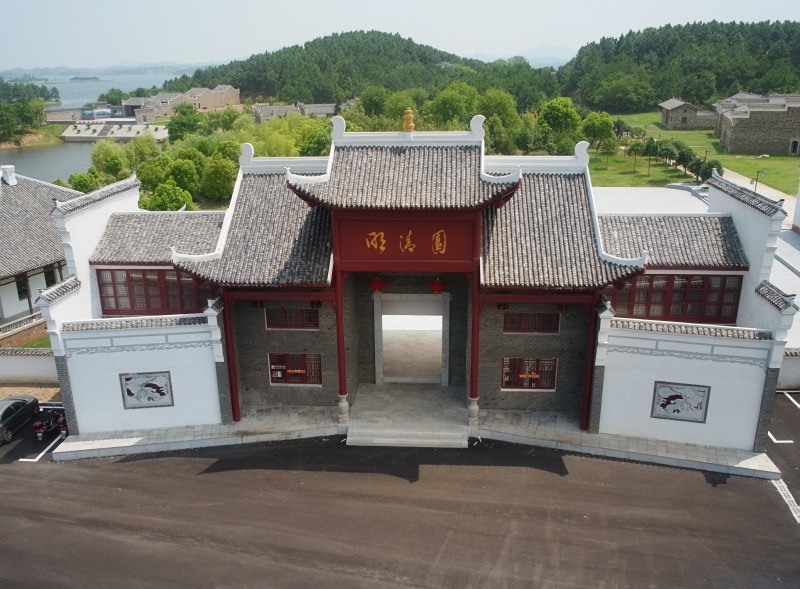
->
[45,73,174,108]
[1,74,178,182]
[0,143,94,183]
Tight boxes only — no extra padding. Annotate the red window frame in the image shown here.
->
[603,274,742,324]
[265,308,319,330]
[503,312,560,333]
[501,358,557,390]
[269,353,322,385]
[97,267,216,316]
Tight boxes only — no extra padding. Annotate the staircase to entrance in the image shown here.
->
[346,383,468,448]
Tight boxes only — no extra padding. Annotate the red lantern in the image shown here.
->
[428,277,446,294]
[368,276,386,293]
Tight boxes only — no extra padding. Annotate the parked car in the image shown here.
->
[0,395,40,444]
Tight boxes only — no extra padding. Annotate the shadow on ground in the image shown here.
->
[115,436,571,482]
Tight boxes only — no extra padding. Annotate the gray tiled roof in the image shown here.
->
[598,215,749,269]
[707,172,785,217]
[610,319,772,340]
[91,212,224,264]
[38,275,80,304]
[54,176,141,215]
[0,174,81,279]
[62,315,208,332]
[755,280,796,310]
[289,145,517,210]
[658,98,688,110]
[482,174,639,289]
[0,348,53,357]
[176,174,332,287]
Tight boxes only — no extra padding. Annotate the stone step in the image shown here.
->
[346,426,468,448]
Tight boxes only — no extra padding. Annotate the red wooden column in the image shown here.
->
[468,217,482,424]
[221,288,241,422]
[579,291,602,430]
[334,265,350,422]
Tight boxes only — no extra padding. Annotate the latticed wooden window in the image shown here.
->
[265,308,320,330]
[603,274,742,324]
[501,358,557,390]
[503,312,560,333]
[97,268,216,316]
[269,353,322,385]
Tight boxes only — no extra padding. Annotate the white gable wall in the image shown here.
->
[63,322,221,433]
[706,183,784,329]
[599,326,772,450]
[52,184,140,320]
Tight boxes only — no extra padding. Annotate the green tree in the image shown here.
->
[97,87,129,105]
[627,140,645,171]
[139,178,194,211]
[172,147,207,178]
[201,155,238,200]
[537,97,581,135]
[91,139,130,179]
[167,158,201,195]
[599,137,619,166]
[214,140,241,163]
[359,86,391,117]
[581,111,614,151]
[68,172,99,193]
[429,82,479,126]
[136,154,173,192]
[298,119,332,156]
[699,159,724,182]
[124,134,160,170]
[167,103,201,142]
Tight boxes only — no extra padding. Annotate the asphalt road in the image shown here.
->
[767,392,800,496]
[0,437,798,588]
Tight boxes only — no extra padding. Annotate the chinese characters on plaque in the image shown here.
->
[366,229,447,255]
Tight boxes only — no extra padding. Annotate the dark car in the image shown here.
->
[0,395,39,444]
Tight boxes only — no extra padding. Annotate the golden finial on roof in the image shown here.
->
[403,107,415,133]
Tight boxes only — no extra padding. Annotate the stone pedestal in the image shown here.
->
[338,395,350,424]
[468,397,479,427]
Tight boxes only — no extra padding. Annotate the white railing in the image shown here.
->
[0,312,43,336]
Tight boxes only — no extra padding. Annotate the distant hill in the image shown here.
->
[162,30,561,111]
[0,63,218,79]
[558,20,800,112]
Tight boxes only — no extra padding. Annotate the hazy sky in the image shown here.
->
[2,0,799,70]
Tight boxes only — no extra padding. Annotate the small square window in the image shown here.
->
[269,353,322,385]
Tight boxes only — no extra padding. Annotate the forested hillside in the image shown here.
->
[164,30,560,112]
[559,20,800,112]
[165,23,800,116]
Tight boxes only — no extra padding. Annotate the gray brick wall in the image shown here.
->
[477,303,589,412]
[588,366,605,433]
[720,107,800,154]
[234,299,339,406]
[55,356,79,435]
[753,367,779,452]
[342,274,360,403]
[215,319,233,424]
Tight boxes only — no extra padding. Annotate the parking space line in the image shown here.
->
[18,436,62,462]
[771,479,800,524]
[783,392,800,410]
[769,431,794,444]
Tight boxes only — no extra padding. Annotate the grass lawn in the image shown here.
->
[589,152,694,187]
[610,111,800,195]
[21,335,51,348]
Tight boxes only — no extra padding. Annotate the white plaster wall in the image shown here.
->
[0,281,28,319]
[64,326,221,433]
[0,354,57,383]
[56,184,140,319]
[707,183,783,329]
[778,356,800,389]
[600,330,770,450]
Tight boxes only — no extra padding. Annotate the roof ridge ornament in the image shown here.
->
[403,108,415,133]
